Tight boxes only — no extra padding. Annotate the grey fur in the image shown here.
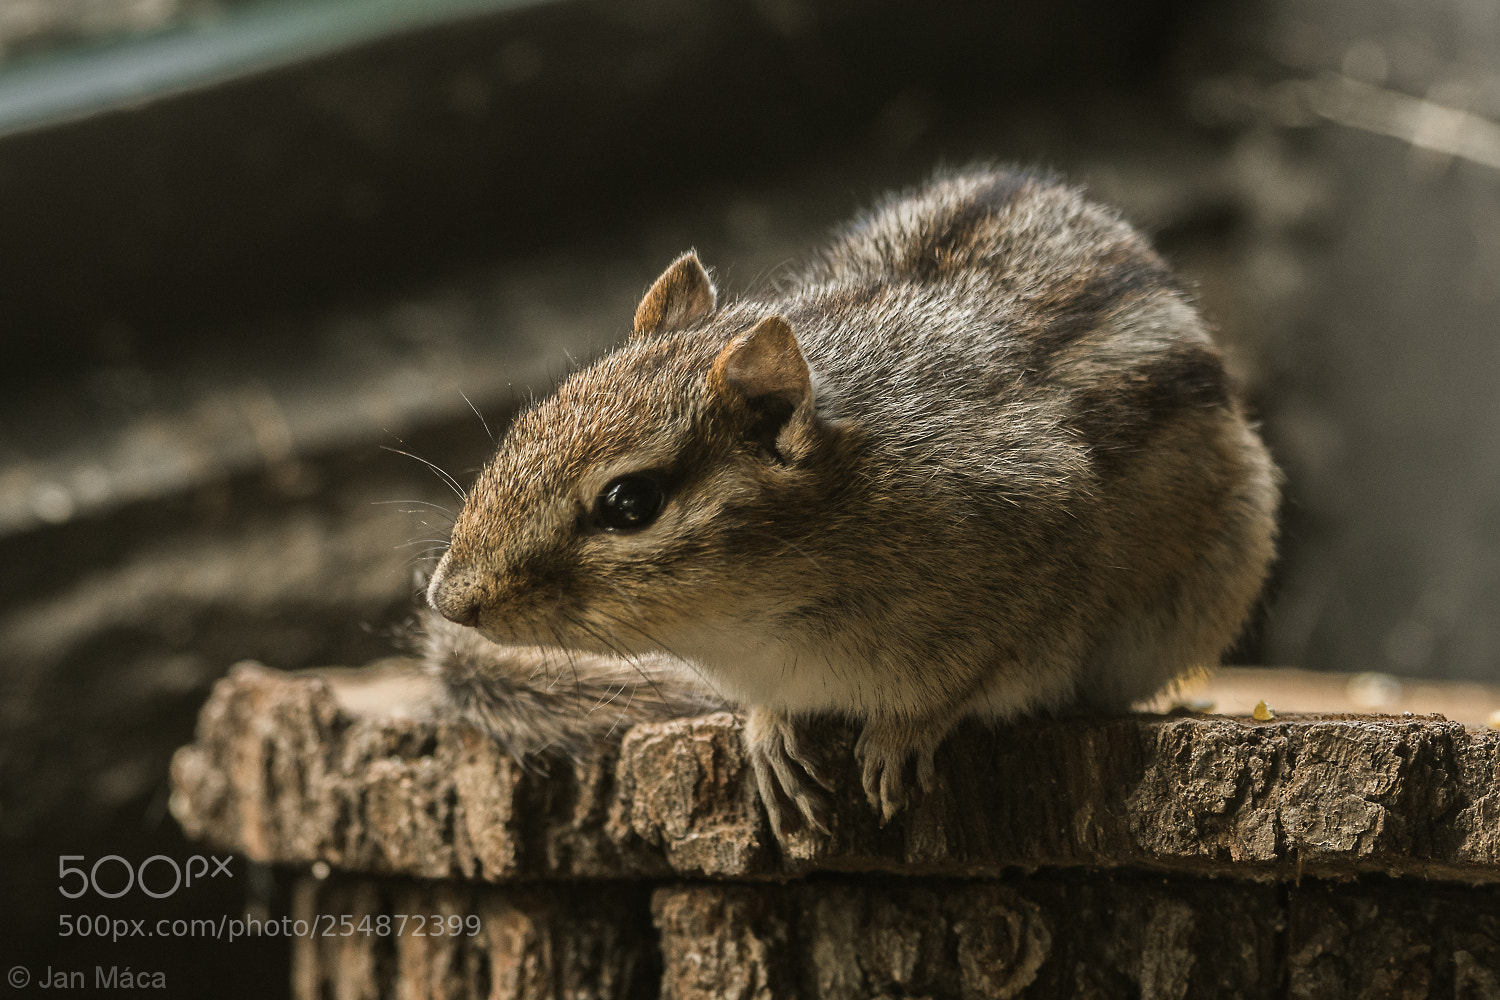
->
[418,608,723,763]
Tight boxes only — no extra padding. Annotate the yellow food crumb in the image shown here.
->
[1488,709,1500,732]
[1253,700,1275,721]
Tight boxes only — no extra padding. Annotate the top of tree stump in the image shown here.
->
[169,661,1500,884]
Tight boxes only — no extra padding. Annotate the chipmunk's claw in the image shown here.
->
[746,708,833,836]
[748,710,948,832]
[855,718,944,824]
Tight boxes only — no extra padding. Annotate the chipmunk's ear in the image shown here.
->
[633,252,716,336]
[710,315,812,414]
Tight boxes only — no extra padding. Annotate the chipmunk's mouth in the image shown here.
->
[471,622,514,646]
[466,610,559,650]
[464,606,619,657]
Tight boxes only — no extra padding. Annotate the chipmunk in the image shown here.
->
[422,165,1280,834]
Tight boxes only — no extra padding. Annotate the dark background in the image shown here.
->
[1,0,1497,995]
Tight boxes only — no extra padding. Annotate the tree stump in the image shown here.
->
[170,662,1500,999]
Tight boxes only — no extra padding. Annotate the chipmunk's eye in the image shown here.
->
[596,474,665,531]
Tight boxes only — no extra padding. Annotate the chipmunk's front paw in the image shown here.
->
[745,707,834,837]
[854,718,942,825]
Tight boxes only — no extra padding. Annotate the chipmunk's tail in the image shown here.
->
[414,608,725,764]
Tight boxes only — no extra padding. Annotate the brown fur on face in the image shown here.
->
[427,165,1280,829]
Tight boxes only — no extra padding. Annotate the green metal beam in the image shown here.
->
[0,0,547,137]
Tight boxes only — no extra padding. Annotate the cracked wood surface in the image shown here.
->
[290,873,1500,1000]
[170,661,1500,884]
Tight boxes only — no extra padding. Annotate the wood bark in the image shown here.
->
[172,662,1500,883]
[170,662,1500,999]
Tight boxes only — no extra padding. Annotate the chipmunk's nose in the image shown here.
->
[427,560,483,628]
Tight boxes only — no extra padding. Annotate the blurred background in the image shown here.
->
[0,0,1496,994]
